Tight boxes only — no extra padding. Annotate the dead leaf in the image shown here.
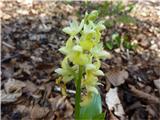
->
[4,79,26,93]
[17,9,29,15]
[64,99,73,118]
[23,80,38,93]
[154,66,160,77]
[49,95,73,119]
[109,111,119,120]
[49,95,66,111]
[16,105,29,113]
[3,13,11,20]
[14,105,31,120]
[18,62,33,75]
[130,107,148,120]
[106,88,126,120]
[2,79,25,104]
[31,105,49,119]
[106,69,128,86]
[1,90,22,104]
[153,78,160,94]
[1,64,14,79]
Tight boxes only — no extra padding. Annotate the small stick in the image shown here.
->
[54,86,76,94]
[2,41,15,49]
[1,54,20,63]
[129,85,160,104]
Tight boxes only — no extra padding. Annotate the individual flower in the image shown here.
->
[85,10,99,21]
[55,57,76,83]
[59,36,74,55]
[63,20,84,36]
[91,43,111,59]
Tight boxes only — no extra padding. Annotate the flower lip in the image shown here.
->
[55,68,63,74]
[94,70,104,76]
[72,45,83,52]
[86,64,96,71]
[59,47,68,54]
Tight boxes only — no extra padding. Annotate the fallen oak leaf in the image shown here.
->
[1,90,22,104]
[153,78,160,95]
[2,79,25,104]
[64,98,74,118]
[106,88,126,120]
[4,78,26,93]
[109,111,119,120]
[31,105,49,120]
[49,95,73,119]
[18,62,33,75]
[106,69,128,86]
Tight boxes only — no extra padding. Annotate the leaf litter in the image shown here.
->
[1,0,160,119]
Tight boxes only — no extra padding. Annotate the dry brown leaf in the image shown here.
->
[106,69,128,86]
[1,90,22,104]
[1,64,14,79]
[31,105,49,120]
[154,66,160,77]
[16,105,29,113]
[109,111,119,120]
[19,62,33,75]
[4,78,26,93]
[49,95,66,111]
[153,78,160,94]
[49,95,73,119]
[2,79,25,104]
[64,99,74,118]
[23,80,38,93]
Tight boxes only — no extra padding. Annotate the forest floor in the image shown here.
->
[1,0,160,120]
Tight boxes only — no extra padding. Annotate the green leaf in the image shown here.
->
[123,41,131,49]
[126,3,135,12]
[91,43,110,59]
[80,92,102,120]
[116,15,135,24]
[112,33,121,47]
[87,10,99,21]
[105,19,114,27]
[112,33,120,41]
[96,21,105,31]
[105,42,113,50]
[116,2,125,12]
[93,112,105,120]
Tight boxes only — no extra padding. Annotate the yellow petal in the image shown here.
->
[80,39,94,51]
[87,86,98,94]
[80,93,92,106]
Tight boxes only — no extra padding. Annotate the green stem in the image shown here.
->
[75,66,83,120]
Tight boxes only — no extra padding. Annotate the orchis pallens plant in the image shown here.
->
[55,10,111,120]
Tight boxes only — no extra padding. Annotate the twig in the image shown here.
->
[54,86,76,94]
[2,41,15,49]
[129,85,160,104]
[1,53,20,63]
[125,101,143,113]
